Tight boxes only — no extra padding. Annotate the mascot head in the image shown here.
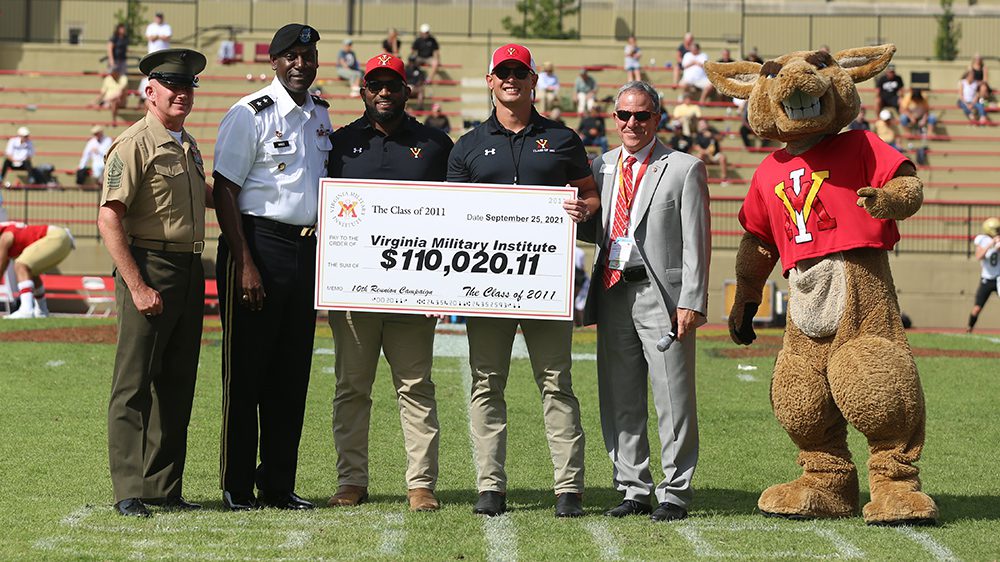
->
[705,45,895,144]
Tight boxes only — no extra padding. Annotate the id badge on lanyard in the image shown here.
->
[607,149,651,271]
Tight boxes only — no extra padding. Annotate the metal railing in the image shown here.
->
[3,187,996,257]
[1,0,997,61]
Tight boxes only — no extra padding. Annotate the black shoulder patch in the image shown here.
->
[248,95,275,114]
[311,94,330,108]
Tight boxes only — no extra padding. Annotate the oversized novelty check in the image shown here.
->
[315,178,577,320]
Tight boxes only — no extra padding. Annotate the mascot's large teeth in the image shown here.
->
[782,90,822,120]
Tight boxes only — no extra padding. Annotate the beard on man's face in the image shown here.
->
[365,101,404,124]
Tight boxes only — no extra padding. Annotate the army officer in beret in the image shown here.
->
[213,23,332,511]
[98,48,210,518]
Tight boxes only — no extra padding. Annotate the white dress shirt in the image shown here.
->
[537,71,560,93]
[5,137,34,164]
[214,78,333,226]
[145,22,172,53]
[78,135,113,172]
[605,139,657,269]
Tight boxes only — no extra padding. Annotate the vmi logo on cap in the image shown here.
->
[299,27,312,43]
[507,47,517,56]
[378,54,392,66]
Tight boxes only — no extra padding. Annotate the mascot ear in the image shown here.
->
[705,61,760,100]
[833,44,896,84]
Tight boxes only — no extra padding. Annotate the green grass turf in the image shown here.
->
[0,318,998,560]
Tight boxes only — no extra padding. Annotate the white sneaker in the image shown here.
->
[33,308,49,318]
[5,306,36,319]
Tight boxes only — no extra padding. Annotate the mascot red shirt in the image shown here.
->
[0,222,49,258]
[739,130,908,275]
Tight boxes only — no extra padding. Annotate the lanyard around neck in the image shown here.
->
[616,146,654,210]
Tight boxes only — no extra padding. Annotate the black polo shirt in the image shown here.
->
[328,115,453,181]
[447,109,591,186]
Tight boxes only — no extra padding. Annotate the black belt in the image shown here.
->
[245,215,316,239]
[622,265,648,283]
[130,237,205,254]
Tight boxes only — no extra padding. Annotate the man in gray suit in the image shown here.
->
[579,81,711,522]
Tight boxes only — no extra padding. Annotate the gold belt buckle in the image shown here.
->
[192,241,205,254]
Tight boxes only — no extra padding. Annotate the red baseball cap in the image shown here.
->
[364,53,406,81]
[489,43,535,74]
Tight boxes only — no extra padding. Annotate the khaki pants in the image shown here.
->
[329,311,440,489]
[17,226,72,273]
[466,317,584,494]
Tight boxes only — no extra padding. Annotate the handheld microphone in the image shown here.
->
[656,331,677,352]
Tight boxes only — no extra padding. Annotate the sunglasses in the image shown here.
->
[364,79,405,94]
[492,66,532,80]
[615,110,654,122]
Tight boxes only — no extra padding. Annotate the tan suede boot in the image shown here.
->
[328,485,368,507]
[408,488,440,512]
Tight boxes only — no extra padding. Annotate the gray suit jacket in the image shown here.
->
[579,140,711,326]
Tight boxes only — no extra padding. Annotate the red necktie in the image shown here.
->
[602,155,638,289]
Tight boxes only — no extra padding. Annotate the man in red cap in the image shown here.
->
[447,43,600,518]
[324,53,454,512]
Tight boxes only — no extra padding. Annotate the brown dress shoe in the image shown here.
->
[328,485,368,507]
[408,488,440,512]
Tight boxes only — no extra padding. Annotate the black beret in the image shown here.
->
[269,24,320,56]
[139,48,206,88]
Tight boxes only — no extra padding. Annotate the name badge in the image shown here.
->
[273,140,290,148]
[608,236,634,271]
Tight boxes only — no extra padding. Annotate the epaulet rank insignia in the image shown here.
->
[248,95,275,114]
[311,94,330,108]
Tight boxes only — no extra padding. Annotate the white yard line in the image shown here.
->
[378,513,405,556]
[279,530,310,550]
[895,527,958,561]
[584,520,622,561]
[813,527,865,559]
[484,515,518,562]
[675,520,866,559]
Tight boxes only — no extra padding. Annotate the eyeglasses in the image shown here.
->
[615,110,654,122]
[492,66,532,80]
[365,79,405,94]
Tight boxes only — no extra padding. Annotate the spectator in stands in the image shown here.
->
[717,48,735,63]
[549,106,566,127]
[136,76,150,111]
[77,126,113,187]
[108,23,129,75]
[667,120,693,153]
[405,55,427,110]
[337,39,363,98]
[958,69,989,125]
[577,106,608,153]
[0,221,74,319]
[875,64,903,114]
[969,53,992,102]
[875,109,903,152]
[674,32,694,84]
[848,106,871,131]
[680,43,714,103]
[693,118,729,185]
[624,36,642,82]
[2,127,34,186]
[672,91,702,137]
[899,88,937,133]
[737,99,760,149]
[424,103,451,134]
[744,46,763,64]
[537,62,560,113]
[818,44,831,54]
[967,217,1000,333]
[145,12,172,53]
[411,24,441,84]
[91,67,129,125]
[383,27,401,57]
[575,68,597,114]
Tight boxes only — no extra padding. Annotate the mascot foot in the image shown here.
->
[863,489,939,526]
[758,474,858,520]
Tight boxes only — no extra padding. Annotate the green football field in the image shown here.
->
[0,317,998,560]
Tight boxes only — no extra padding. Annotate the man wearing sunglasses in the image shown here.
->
[325,54,454,513]
[213,23,333,512]
[578,81,710,523]
[448,43,600,518]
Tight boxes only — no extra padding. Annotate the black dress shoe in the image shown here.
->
[604,499,652,517]
[473,491,507,516]
[650,502,688,522]
[115,497,151,518]
[145,496,202,511]
[555,493,585,517]
[258,491,315,510]
[223,491,259,511]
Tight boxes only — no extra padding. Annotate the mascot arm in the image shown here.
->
[856,162,923,220]
[729,232,779,345]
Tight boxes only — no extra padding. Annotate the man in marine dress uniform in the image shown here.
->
[325,53,454,512]
[447,43,600,518]
[213,23,332,511]
[97,48,209,518]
